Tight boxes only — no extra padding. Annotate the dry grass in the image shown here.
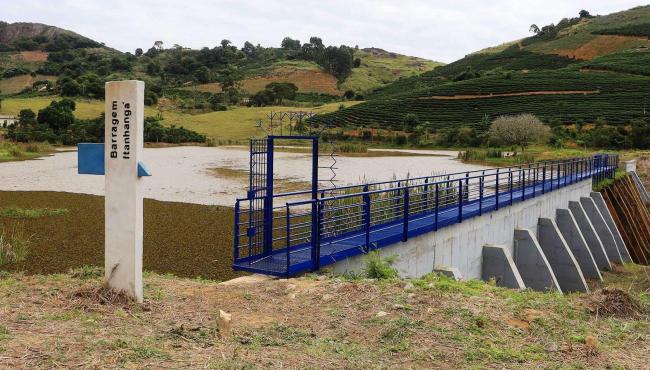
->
[184,64,340,95]
[0,264,647,368]
[555,35,649,60]
[0,75,56,95]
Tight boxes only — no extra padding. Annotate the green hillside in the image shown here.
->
[311,70,650,130]
[0,23,442,101]
[318,6,650,131]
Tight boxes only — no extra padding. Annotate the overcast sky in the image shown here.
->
[2,0,648,63]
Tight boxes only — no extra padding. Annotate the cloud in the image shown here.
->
[2,0,647,62]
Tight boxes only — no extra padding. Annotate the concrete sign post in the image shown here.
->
[78,80,150,303]
[105,81,145,302]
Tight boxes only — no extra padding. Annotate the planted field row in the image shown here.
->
[311,91,650,130]
[582,51,650,76]
[593,23,650,37]
[397,70,650,98]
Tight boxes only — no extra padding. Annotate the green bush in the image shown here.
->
[363,251,398,279]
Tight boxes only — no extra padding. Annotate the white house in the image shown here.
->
[0,114,17,127]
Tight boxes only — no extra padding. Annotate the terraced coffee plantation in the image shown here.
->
[311,70,650,130]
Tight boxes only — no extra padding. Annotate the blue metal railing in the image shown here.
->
[233,153,618,276]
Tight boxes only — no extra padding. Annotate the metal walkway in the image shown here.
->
[233,154,618,277]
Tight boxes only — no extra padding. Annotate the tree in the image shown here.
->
[265,82,298,103]
[529,24,540,34]
[18,109,37,127]
[353,58,361,68]
[242,41,257,57]
[250,89,276,107]
[194,66,212,83]
[218,65,242,104]
[402,113,420,132]
[488,114,550,151]
[281,37,301,50]
[135,48,143,57]
[154,41,164,50]
[58,77,81,97]
[579,9,592,18]
[37,99,76,133]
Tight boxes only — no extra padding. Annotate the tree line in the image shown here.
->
[6,99,206,145]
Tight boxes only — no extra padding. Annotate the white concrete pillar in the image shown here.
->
[104,80,145,303]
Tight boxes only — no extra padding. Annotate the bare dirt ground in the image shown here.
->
[555,35,649,60]
[0,264,647,369]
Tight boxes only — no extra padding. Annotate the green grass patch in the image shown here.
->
[363,251,398,280]
[0,206,68,218]
[0,141,54,162]
[0,224,30,265]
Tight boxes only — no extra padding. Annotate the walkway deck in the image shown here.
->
[234,169,599,277]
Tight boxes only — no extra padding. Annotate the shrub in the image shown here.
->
[363,251,398,279]
[488,114,550,151]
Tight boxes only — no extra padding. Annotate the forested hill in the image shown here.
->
[0,22,442,103]
[312,5,650,137]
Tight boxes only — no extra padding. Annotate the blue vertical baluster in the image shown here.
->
[434,182,440,231]
[542,163,546,194]
[458,179,463,222]
[403,187,409,242]
[395,181,401,220]
[310,139,319,271]
[286,204,291,273]
[363,184,370,252]
[495,169,500,210]
[234,200,240,261]
[479,174,484,215]
[509,169,513,205]
[521,168,526,201]
[264,137,274,256]
[424,178,430,213]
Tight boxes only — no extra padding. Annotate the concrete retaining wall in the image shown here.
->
[331,179,593,279]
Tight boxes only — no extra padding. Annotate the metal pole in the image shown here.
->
[234,200,240,261]
[403,188,409,242]
[496,169,500,210]
[479,175,484,216]
[509,170,513,205]
[364,184,370,252]
[458,179,463,222]
[521,169,525,201]
[542,163,546,194]
[286,205,291,273]
[424,178,429,212]
[310,139,320,270]
[264,137,274,256]
[434,183,440,231]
